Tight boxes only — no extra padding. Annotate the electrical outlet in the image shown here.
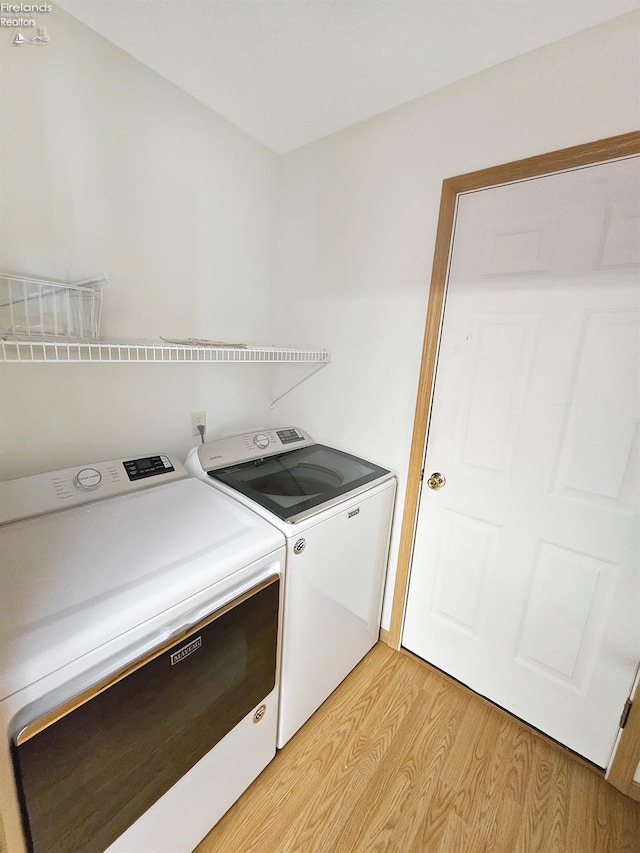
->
[191,411,206,437]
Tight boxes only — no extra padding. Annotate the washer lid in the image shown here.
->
[207,444,392,522]
[0,477,284,700]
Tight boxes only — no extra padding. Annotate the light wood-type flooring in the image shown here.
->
[195,643,640,852]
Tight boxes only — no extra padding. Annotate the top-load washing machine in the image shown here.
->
[0,454,285,853]
[185,427,396,746]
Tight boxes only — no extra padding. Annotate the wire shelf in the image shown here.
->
[0,339,331,364]
[0,273,107,341]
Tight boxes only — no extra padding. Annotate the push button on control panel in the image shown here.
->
[123,456,175,481]
[276,428,304,445]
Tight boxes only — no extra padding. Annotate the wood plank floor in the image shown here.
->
[195,643,640,852]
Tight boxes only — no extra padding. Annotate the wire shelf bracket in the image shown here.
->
[269,361,329,408]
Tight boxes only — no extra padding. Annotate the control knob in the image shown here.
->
[74,468,102,490]
[253,433,270,449]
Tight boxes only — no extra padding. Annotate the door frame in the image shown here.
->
[387,130,640,784]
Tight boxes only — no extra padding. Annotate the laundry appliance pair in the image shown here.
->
[0,429,395,852]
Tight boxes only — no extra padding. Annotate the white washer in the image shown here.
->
[0,454,285,853]
[185,427,396,746]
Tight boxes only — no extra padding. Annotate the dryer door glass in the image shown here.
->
[11,577,280,853]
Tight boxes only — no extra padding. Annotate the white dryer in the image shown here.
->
[0,454,285,853]
[185,427,396,746]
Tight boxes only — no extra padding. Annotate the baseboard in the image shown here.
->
[378,627,390,646]
[629,781,640,803]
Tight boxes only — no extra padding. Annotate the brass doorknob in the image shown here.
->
[427,472,446,490]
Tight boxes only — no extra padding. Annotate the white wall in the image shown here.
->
[0,5,280,479]
[273,12,640,628]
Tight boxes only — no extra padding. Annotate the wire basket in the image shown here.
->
[0,273,107,341]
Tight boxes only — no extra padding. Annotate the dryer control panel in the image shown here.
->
[0,455,185,526]
[196,427,314,471]
[123,455,175,481]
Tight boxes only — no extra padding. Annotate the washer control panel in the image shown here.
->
[196,427,313,471]
[276,428,305,445]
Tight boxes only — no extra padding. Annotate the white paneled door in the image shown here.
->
[402,157,640,768]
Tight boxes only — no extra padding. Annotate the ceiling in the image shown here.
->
[56,0,640,153]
